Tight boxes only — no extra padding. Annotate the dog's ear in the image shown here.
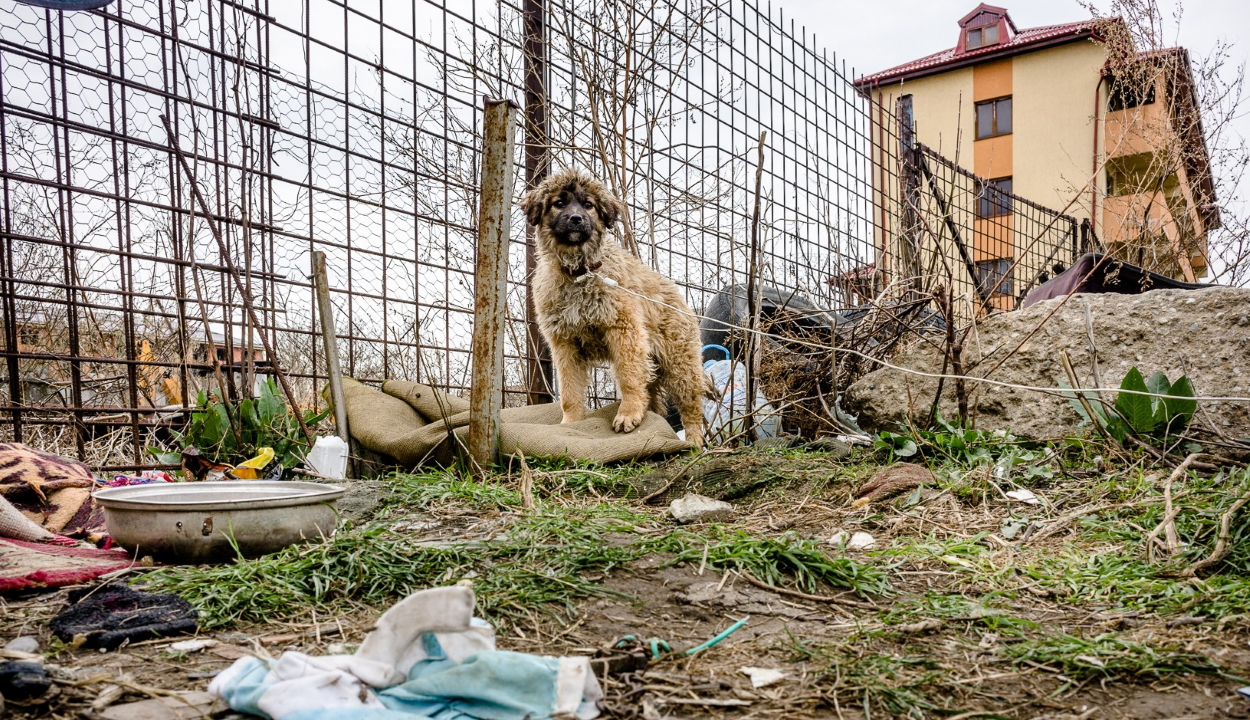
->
[599,197,625,230]
[519,189,546,227]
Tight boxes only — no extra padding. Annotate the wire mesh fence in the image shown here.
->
[0,0,1087,468]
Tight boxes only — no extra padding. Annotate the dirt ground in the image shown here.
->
[4,443,1250,719]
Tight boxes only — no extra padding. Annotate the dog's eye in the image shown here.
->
[584,202,595,211]
[553,200,565,208]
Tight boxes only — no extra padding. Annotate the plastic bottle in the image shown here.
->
[305,436,348,480]
[700,344,779,443]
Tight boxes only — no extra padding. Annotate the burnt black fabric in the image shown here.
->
[1021,253,1211,309]
[49,584,197,650]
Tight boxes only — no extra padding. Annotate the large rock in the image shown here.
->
[844,287,1250,440]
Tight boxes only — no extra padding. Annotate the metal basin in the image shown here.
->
[93,481,345,563]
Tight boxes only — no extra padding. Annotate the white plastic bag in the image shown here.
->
[701,345,779,443]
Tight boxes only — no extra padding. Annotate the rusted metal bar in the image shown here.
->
[523,0,553,405]
[312,251,350,446]
[468,98,518,470]
[160,113,316,449]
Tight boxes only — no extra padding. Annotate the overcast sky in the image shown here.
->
[774,0,1248,82]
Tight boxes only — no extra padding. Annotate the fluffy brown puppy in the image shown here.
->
[521,168,706,447]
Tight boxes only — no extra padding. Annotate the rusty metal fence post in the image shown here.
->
[523,0,554,405]
[468,99,518,470]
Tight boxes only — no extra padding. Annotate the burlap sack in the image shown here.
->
[338,378,690,467]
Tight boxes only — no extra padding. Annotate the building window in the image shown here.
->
[1108,77,1156,111]
[975,97,1012,139]
[976,258,1014,296]
[966,24,999,49]
[978,177,1013,218]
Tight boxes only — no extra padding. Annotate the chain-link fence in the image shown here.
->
[0,0,1087,468]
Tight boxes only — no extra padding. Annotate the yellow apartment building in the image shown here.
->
[855,3,1218,285]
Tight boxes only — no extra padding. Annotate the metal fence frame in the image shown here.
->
[0,0,1086,468]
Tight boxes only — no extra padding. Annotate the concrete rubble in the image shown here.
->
[845,288,1250,440]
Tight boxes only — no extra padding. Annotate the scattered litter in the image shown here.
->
[1005,489,1041,505]
[210,586,602,719]
[684,617,749,656]
[669,493,734,524]
[100,470,174,487]
[738,666,785,688]
[3,636,39,654]
[592,636,653,676]
[230,447,282,480]
[0,660,51,701]
[180,447,232,482]
[305,437,348,480]
[847,532,877,550]
[1000,516,1031,539]
[701,344,780,443]
[98,691,224,720]
[168,639,218,653]
[50,584,197,650]
[829,530,876,551]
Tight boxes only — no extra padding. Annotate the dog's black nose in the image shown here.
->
[568,214,584,226]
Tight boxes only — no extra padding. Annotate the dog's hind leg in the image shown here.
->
[550,340,590,424]
[666,362,708,449]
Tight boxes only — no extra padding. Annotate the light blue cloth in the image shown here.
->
[216,646,585,720]
[211,588,600,720]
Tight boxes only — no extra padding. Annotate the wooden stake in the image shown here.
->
[467,99,518,471]
[312,251,351,472]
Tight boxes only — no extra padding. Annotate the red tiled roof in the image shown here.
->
[855,19,1100,87]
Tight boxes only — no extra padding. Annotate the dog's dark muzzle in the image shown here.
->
[552,213,591,244]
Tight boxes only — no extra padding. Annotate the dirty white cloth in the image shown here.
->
[209,586,601,720]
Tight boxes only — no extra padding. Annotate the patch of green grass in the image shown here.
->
[1003,632,1224,680]
[144,495,657,628]
[391,468,522,509]
[665,529,892,598]
[880,592,1036,634]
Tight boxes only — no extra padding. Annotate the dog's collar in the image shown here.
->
[561,260,602,279]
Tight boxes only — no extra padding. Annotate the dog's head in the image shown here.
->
[520,169,623,251]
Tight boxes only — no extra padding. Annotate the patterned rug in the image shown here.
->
[0,537,133,593]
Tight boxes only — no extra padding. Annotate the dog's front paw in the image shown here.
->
[612,410,643,434]
[561,409,585,424]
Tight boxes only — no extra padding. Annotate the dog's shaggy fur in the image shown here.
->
[521,168,707,447]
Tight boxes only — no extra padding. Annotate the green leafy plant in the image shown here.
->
[150,378,328,468]
[1062,366,1196,445]
[874,416,1036,467]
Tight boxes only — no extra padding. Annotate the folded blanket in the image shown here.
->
[340,379,690,466]
[210,586,601,720]
[0,443,105,543]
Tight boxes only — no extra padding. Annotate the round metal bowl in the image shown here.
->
[93,481,345,563]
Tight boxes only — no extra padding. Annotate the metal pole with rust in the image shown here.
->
[312,251,350,448]
[468,98,518,470]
